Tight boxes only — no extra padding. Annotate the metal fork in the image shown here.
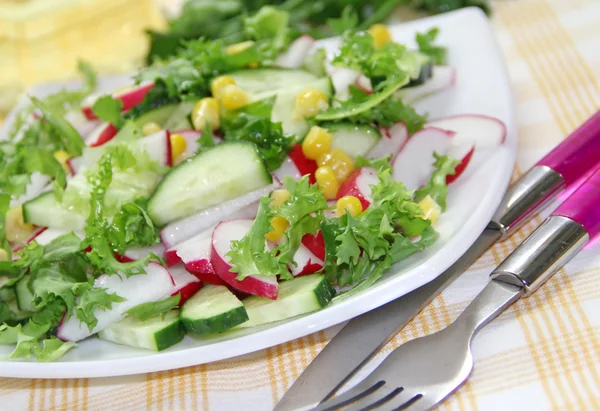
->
[313,164,600,411]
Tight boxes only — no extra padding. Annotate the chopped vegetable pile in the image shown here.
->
[0,6,505,362]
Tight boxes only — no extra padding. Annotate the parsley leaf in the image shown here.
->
[91,96,124,128]
[328,5,359,35]
[221,99,293,171]
[416,28,447,65]
[415,153,460,210]
[29,97,84,157]
[127,295,180,321]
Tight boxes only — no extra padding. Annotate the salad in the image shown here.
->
[0,6,505,361]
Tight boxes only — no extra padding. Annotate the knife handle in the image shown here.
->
[537,110,600,185]
[491,111,600,236]
[491,166,600,295]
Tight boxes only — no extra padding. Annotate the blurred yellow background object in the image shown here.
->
[0,0,166,115]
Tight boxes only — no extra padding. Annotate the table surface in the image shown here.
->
[1,0,600,409]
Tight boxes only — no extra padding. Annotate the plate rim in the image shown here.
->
[0,6,518,378]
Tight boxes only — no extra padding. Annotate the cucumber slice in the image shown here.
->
[133,104,179,128]
[98,310,184,351]
[22,192,86,230]
[239,274,335,328]
[181,285,248,335]
[15,275,36,313]
[323,122,381,158]
[271,78,333,140]
[147,141,272,226]
[163,101,195,130]
[229,69,319,95]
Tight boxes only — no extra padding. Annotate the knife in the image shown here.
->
[274,111,600,411]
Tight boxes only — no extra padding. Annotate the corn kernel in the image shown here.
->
[295,89,329,118]
[192,98,220,131]
[170,133,187,164]
[368,24,392,49]
[53,150,71,173]
[336,196,363,217]
[220,85,250,111]
[0,248,8,261]
[142,121,162,136]
[302,126,333,161]
[418,195,442,224]
[315,166,340,200]
[270,189,291,208]
[211,76,237,100]
[5,206,35,244]
[265,215,289,242]
[317,148,355,182]
[225,41,255,55]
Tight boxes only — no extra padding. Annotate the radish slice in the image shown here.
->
[211,219,279,299]
[123,243,165,262]
[337,167,378,209]
[165,228,212,271]
[82,129,171,169]
[392,128,455,190]
[160,183,276,248]
[34,228,83,246]
[275,144,317,184]
[168,265,203,305]
[301,232,325,262]
[173,129,223,161]
[425,114,507,148]
[57,262,174,342]
[276,35,315,69]
[397,66,456,103]
[66,157,83,175]
[367,122,409,159]
[355,75,373,94]
[85,122,118,147]
[82,81,155,120]
[326,63,361,99]
[64,110,99,139]
[289,243,323,277]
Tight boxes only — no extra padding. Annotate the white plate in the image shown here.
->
[0,7,517,378]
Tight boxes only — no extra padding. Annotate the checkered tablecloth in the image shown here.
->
[1,0,600,409]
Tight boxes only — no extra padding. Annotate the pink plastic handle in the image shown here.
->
[553,166,600,239]
[537,111,600,186]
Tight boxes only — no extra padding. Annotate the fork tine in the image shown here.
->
[342,386,405,411]
[376,391,424,411]
[312,380,386,411]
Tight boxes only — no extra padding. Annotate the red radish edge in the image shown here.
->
[288,144,317,184]
[425,114,507,144]
[164,250,182,267]
[447,145,475,184]
[89,123,118,147]
[301,232,325,262]
[211,220,279,300]
[165,130,173,167]
[337,167,377,210]
[174,282,203,305]
[82,82,155,120]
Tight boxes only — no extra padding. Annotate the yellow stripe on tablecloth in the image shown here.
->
[28,379,36,411]
[200,364,208,410]
[265,346,280,406]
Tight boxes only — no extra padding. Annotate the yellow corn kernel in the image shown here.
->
[5,206,35,244]
[419,195,442,224]
[0,248,8,262]
[220,85,250,111]
[142,121,162,136]
[53,150,71,173]
[336,196,363,217]
[295,89,329,118]
[225,41,255,55]
[317,148,355,182]
[315,166,340,200]
[170,133,187,163]
[265,215,289,242]
[302,126,333,161]
[270,189,291,208]
[369,24,392,49]
[192,98,221,131]
[211,76,236,100]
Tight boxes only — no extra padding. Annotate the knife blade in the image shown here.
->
[274,111,600,411]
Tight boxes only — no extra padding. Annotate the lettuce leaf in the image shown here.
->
[416,27,447,66]
[415,153,460,210]
[126,295,180,321]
